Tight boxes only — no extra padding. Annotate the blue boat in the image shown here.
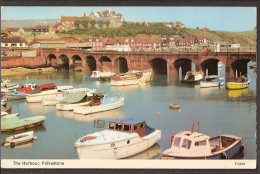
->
[200,75,225,88]
[162,123,244,159]
[6,91,27,101]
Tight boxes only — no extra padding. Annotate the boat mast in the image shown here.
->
[191,123,195,133]
[197,121,199,132]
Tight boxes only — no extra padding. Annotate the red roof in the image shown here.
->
[38,83,56,89]
[33,25,50,30]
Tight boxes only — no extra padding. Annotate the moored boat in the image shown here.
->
[56,91,94,111]
[85,71,115,80]
[1,114,46,132]
[74,118,161,159]
[42,88,95,106]
[73,93,124,115]
[161,123,244,159]
[200,75,225,88]
[5,83,37,101]
[26,83,73,103]
[169,103,181,109]
[182,71,204,83]
[226,75,250,90]
[2,131,37,147]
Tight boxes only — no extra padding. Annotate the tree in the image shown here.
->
[90,19,96,28]
[104,20,111,28]
[74,19,81,29]
[81,19,89,29]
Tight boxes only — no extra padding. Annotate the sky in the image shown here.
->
[1,6,257,32]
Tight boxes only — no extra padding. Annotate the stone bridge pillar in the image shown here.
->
[168,62,177,75]
[226,64,235,79]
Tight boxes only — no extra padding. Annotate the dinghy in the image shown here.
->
[226,75,250,90]
[2,131,37,147]
[200,75,225,88]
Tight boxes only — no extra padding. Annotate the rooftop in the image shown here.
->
[110,118,145,125]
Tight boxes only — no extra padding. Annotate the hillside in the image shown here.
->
[55,23,256,47]
[1,19,60,29]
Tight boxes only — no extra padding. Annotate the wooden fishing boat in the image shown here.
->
[56,91,94,111]
[226,75,250,90]
[73,93,124,115]
[26,83,73,103]
[169,104,181,109]
[161,123,244,159]
[182,71,204,83]
[2,131,37,147]
[200,75,225,88]
[74,118,161,159]
[1,114,46,132]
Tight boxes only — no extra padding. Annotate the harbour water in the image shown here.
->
[1,65,256,159]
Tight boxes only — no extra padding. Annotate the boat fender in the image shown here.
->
[239,145,244,152]
[221,152,228,159]
[113,147,117,153]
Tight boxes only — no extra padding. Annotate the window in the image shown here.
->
[5,44,8,47]
[173,137,181,147]
[140,124,144,128]
[109,122,115,129]
[115,124,123,130]
[124,125,130,131]
[195,140,207,146]
[20,43,23,46]
[134,125,137,130]
[182,139,192,149]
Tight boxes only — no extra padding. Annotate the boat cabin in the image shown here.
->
[171,131,212,154]
[29,83,57,94]
[24,83,37,89]
[235,77,246,83]
[108,118,155,137]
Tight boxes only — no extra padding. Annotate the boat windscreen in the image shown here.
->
[144,124,155,136]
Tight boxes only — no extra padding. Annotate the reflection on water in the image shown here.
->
[228,89,249,98]
[56,109,125,122]
[1,68,256,160]
[26,103,57,114]
[126,143,161,159]
[232,150,244,159]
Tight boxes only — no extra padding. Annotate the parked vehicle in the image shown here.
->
[74,118,161,159]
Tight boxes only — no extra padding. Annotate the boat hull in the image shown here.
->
[56,101,91,111]
[226,82,249,90]
[1,120,45,132]
[75,130,161,159]
[6,91,26,100]
[73,98,124,115]
[26,93,63,103]
[200,81,225,88]
[111,79,139,86]
[85,77,100,80]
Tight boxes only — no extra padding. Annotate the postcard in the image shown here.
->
[0,6,257,169]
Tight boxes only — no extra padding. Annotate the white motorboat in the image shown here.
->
[85,71,116,80]
[1,80,19,93]
[74,118,161,159]
[182,71,204,83]
[42,88,95,106]
[2,131,37,147]
[73,93,124,115]
[161,123,244,159]
[200,75,225,88]
[56,91,94,111]
[26,83,73,103]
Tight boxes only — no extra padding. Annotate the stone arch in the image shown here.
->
[58,54,69,70]
[71,55,82,71]
[200,58,223,76]
[114,57,128,73]
[99,56,112,72]
[149,58,168,74]
[173,58,193,77]
[231,58,251,77]
[85,55,97,72]
[47,54,57,67]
